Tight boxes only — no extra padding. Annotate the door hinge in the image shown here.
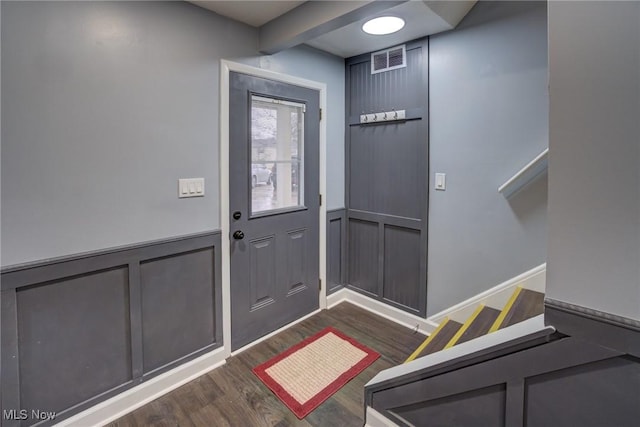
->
[319,194,322,206]
[319,108,322,121]
[319,278,322,291]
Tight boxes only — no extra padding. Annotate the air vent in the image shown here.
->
[371,44,406,74]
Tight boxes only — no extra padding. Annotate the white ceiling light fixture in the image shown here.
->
[362,16,405,35]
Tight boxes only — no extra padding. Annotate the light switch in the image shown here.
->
[435,173,446,191]
[178,178,205,198]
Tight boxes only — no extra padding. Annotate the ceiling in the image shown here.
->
[190,1,306,28]
[188,1,476,58]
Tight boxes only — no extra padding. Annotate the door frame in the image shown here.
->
[220,60,327,358]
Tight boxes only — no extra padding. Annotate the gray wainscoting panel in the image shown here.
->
[0,231,222,427]
[327,209,346,294]
[392,384,506,427]
[345,38,429,316]
[17,267,132,416]
[1,291,21,424]
[383,225,422,312]
[525,357,640,427]
[140,248,216,374]
[348,218,379,297]
[545,298,640,357]
[349,120,425,220]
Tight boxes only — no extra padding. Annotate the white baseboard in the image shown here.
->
[366,407,400,427]
[327,287,349,308]
[427,263,546,324]
[54,348,227,427]
[328,287,438,335]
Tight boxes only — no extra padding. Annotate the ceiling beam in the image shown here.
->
[258,0,408,55]
[424,1,477,28]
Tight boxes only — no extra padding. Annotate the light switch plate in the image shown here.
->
[435,173,446,191]
[179,178,205,198]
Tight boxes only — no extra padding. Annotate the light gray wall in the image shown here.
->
[547,1,640,321]
[427,1,548,315]
[1,1,345,267]
[1,1,256,266]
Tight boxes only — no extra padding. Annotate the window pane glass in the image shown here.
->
[251,96,304,215]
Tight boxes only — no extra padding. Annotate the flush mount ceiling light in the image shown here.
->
[362,16,405,35]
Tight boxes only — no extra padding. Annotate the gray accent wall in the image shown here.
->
[1,1,346,267]
[427,1,548,315]
[345,39,429,316]
[1,231,222,426]
[547,1,640,321]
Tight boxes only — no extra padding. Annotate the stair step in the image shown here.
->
[405,287,545,363]
[502,288,544,327]
[455,306,501,345]
[490,287,545,332]
[405,318,463,363]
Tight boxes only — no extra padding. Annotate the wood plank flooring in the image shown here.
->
[107,302,425,427]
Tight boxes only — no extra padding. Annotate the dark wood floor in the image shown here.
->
[107,302,425,427]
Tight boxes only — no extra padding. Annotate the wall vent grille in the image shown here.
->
[371,45,407,74]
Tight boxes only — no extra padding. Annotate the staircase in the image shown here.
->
[406,286,544,363]
[365,265,640,426]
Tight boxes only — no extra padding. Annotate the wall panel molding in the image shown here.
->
[545,299,640,357]
[0,231,222,427]
[327,208,346,294]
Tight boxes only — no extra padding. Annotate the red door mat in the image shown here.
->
[252,327,380,419]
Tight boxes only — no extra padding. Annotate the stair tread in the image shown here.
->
[456,306,501,345]
[501,288,545,328]
[420,320,463,357]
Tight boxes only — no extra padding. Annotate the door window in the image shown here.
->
[250,95,305,216]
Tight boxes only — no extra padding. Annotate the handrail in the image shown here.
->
[366,315,554,395]
[498,148,548,197]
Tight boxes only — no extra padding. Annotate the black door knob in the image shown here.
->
[232,230,245,240]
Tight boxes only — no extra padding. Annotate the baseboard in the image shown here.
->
[365,406,400,427]
[54,348,227,427]
[327,287,349,308]
[330,288,438,335]
[427,263,546,324]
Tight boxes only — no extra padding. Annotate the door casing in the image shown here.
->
[220,60,327,357]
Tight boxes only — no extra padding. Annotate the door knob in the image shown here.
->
[232,230,245,240]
